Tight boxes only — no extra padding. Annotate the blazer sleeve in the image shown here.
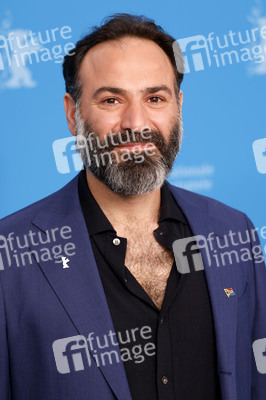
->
[245,215,266,400]
[0,277,11,399]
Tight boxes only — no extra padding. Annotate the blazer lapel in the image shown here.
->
[31,174,132,400]
[168,183,238,400]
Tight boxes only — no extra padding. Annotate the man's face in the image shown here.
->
[73,37,183,195]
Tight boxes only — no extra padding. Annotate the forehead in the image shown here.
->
[78,37,176,92]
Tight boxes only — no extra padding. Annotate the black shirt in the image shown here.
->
[78,170,221,400]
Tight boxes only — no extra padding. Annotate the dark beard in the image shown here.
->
[76,117,182,196]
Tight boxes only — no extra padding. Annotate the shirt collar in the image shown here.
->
[78,170,115,235]
[78,170,188,236]
[159,181,188,225]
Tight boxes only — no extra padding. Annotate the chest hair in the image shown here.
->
[121,222,174,309]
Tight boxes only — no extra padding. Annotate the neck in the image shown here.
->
[85,169,161,225]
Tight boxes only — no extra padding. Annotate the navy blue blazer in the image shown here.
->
[0,172,266,400]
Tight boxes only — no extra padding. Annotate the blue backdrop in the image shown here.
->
[1,0,266,253]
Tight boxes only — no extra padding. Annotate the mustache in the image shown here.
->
[84,126,168,153]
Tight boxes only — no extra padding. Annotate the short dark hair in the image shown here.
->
[62,13,184,103]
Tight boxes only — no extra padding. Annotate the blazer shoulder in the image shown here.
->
[167,182,248,222]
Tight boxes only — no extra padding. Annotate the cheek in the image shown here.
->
[148,113,173,136]
[85,106,119,133]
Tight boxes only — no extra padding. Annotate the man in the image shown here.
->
[0,13,265,400]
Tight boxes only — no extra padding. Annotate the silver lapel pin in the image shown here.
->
[61,256,70,269]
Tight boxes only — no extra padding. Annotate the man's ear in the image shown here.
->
[63,93,76,136]
[179,90,183,110]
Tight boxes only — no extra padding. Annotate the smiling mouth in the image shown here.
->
[116,142,156,150]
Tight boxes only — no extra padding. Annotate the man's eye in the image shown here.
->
[102,98,119,104]
[148,96,163,103]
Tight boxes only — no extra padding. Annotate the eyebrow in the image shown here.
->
[92,85,173,99]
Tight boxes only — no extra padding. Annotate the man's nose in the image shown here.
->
[119,101,150,132]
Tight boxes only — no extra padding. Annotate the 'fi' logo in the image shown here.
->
[52,335,91,374]
[173,35,211,73]
[173,235,211,274]
[253,338,266,374]
[52,137,83,174]
[252,138,266,174]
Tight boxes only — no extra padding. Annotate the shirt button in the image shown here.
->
[160,318,164,325]
[159,231,164,236]
[161,376,168,385]
[113,238,120,246]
